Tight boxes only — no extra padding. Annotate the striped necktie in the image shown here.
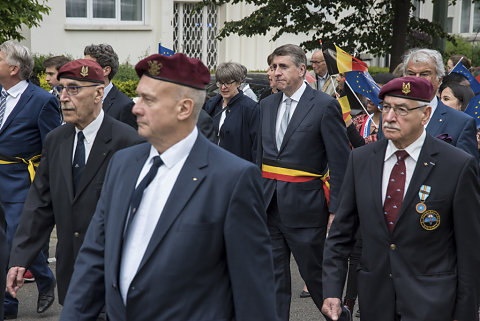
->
[276,98,292,150]
[0,91,9,128]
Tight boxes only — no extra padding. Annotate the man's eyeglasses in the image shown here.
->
[216,80,236,88]
[381,104,428,116]
[54,84,99,96]
[311,60,325,64]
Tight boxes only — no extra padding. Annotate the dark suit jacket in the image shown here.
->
[378,99,478,162]
[9,115,143,304]
[257,85,350,227]
[103,84,137,129]
[205,91,259,162]
[323,134,480,321]
[0,82,61,203]
[0,200,7,317]
[60,134,277,321]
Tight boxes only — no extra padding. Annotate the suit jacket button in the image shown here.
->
[130,286,135,291]
[112,283,117,289]
[74,232,80,238]
[389,273,393,278]
[390,244,396,250]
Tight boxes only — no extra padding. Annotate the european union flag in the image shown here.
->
[345,71,381,107]
[449,62,480,94]
[158,44,175,57]
[465,94,480,128]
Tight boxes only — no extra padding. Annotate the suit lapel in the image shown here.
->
[135,135,208,273]
[102,86,115,114]
[396,135,437,225]
[371,139,390,235]
[59,125,76,201]
[73,117,113,199]
[426,100,447,136]
[0,83,33,136]
[112,144,151,281]
[279,86,315,152]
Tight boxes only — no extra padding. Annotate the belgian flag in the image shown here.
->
[322,43,368,75]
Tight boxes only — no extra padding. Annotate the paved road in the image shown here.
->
[13,235,359,320]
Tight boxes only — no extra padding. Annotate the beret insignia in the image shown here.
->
[148,60,163,76]
[402,82,411,95]
[80,66,88,77]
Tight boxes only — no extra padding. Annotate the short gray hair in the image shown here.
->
[272,44,307,70]
[0,40,34,80]
[402,48,445,80]
[175,85,206,120]
[215,62,245,84]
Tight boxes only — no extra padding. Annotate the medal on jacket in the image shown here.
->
[416,185,431,214]
[420,210,440,230]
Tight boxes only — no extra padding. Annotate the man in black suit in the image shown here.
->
[257,44,350,320]
[84,44,137,129]
[6,59,143,306]
[322,77,480,321]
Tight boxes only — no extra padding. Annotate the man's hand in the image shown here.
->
[6,266,26,298]
[322,297,342,320]
[327,213,335,232]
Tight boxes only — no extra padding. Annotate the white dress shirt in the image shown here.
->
[72,110,104,164]
[425,96,438,127]
[275,82,307,137]
[382,129,426,204]
[120,127,198,304]
[102,82,113,103]
[0,80,28,129]
[316,72,328,91]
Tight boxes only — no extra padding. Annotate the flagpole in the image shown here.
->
[448,56,463,75]
[345,79,378,128]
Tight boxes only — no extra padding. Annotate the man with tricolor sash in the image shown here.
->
[257,44,350,320]
[0,40,60,319]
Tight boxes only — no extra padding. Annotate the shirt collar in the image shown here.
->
[283,81,307,103]
[148,126,198,169]
[317,72,328,80]
[75,109,105,144]
[102,82,113,102]
[429,96,438,116]
[5,80,28,98]
[384,129,426,163]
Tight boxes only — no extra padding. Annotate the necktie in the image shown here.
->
[124,156,163,237]
[0,91,9,127]
[72,131,85,194]
[276,98,292,150]
[383,150,409,233]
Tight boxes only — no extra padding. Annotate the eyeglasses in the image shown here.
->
[381,104,428,116]
[311,60,325,64]
[54,84,99,96]
[216,80,236,88]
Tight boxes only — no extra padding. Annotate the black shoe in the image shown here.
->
[3,312,17,319]
[299,290,311,298]
[37,278,56,313]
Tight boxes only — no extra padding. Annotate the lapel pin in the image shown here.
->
[429,162,435,166]
[423,162,428,166]
[439,119,443,122]
[193,177,198,181]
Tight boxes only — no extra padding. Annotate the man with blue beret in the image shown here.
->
[322,76,480,321]
[59,53,278,321]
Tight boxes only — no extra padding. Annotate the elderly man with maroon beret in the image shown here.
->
[322,76,480,321]
[58,53,277,321]
[6,59,142,309]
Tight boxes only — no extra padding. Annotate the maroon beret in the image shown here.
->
[57,59,104,84]
[378,76,434,103]
[135,53,210,90]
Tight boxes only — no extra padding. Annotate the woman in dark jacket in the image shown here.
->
[205,62,259,162]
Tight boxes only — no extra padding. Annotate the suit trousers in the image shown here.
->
[3,201,54,313]
[266,193,327,320]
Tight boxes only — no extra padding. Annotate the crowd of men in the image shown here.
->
[0,38,478,321]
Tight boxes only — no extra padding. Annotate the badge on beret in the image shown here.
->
[402,82,411,95]
[80,66,88,77]
[420,210,440,231]
[147,60,162,76]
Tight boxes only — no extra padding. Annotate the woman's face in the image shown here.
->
[267,65,277,90]
[366,99,379,114]
[446,59,454,74]
[218,80,240,101]
[440,87,462,111]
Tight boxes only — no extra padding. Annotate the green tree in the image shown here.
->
[0,1,50,44]
[199,0,453,71]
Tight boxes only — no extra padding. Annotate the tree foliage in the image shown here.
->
[199,0,453,69]
[0,1,50,44]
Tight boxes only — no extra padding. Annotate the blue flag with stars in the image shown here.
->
[450,62,480,94]
[158,44,175,56]
[465,94,480,128]
[345,71,382,107]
